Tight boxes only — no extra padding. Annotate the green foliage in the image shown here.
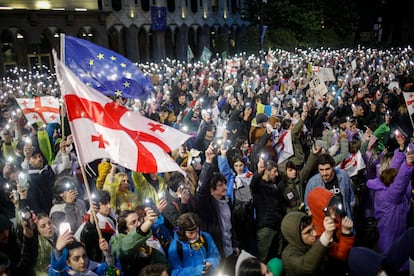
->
[214,33,229,54]
[239,0,360,49]
[238,26,260,54]
[265,28,298,51]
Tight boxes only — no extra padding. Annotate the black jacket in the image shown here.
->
[196,161,237,257]
[250,173,286,230]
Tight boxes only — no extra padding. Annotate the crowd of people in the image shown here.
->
[1,45,414,276]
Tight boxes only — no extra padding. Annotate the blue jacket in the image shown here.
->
[218,155,236,203]
[304,168,355,219]
[168,231,221,276]
[48,248,109,276]
[218,155,250,204]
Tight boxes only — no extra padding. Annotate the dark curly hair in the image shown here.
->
[176,212,200,241]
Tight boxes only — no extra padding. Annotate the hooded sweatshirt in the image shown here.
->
[366,156,413,254]
[281,212,329,276]
[307,187,354,262]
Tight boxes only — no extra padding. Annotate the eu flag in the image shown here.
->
[63,35,153,99]
[151,6,167,31]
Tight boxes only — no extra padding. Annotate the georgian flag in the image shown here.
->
[338,150,366,177]
[16,96,60,125]
[403,92,414,119]
[273,130,294,164]
[54,54,190,173]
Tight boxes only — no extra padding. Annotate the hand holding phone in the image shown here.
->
[59,222,71,235]
[202,263,211,274]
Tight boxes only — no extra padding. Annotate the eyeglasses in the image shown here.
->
[301,226,315,236]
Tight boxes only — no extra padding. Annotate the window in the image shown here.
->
[191,0,198,12]
[167,0,175,12]
[112,0,121,11]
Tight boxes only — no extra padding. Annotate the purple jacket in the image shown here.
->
[366,149,413,254]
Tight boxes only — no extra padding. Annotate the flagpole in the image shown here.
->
[60,33,65,62]
[59,102,65,138]
[59,34,66,139]
[81,165,103,240]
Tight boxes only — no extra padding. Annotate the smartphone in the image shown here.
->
[202,265,210,274]
[59,222,71,235]
[144,198,159,214]
[223,140,232,150]
[323,207,331,217]
[18,172,30,191]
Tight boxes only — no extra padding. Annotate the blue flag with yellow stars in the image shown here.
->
[63,35,153,99]
[151,6,167,31]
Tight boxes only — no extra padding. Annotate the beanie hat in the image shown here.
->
[348,247,385,276]
[267,257,284,276]
[256,113,269,124]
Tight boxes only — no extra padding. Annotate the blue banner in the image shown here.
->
[260,25,268,47]
[151,6,167,32]
[64,35,153,99]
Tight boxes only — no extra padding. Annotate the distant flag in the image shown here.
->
[403,92,414,117]
[225,59,238,77]
[54,54,190,173]
[16,96,60,125]
[260,25,268,48]
[256,102,272,117]
[273,130,294,164]
[403,91,414,129]
[339,151,366,177]
[266,49,275,67]
[63,35,153,99]
[187,45,194,63]
[221,51,228,60]
[307,63,313,76]
[151,6,167,31]
[200,46,213,63]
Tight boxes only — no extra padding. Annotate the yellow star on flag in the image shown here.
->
[97,53,104,60]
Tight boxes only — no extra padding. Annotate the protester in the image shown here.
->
[110,208,169,276]
[197,144,239,275]
[307,186,355,275]
[168,212,220,275]
[304,153,355,219]
[1,45,414,276]
[366,137,414,254]
[250,159,286,262]
[281,212,335,276]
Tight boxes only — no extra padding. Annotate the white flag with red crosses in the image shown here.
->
[54,55,190,173]
[16,96,60,125]
[403,92,414,119]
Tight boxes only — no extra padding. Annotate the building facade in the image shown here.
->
[0,0,249,75]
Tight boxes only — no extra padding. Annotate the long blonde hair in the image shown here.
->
[378,152,393,176]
